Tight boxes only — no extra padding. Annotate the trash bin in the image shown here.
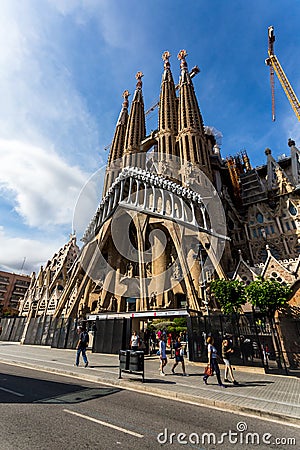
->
[119,349,130,370]
[119,350,144,382]
[129,350,144,372]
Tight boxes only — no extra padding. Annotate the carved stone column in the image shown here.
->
[152,226,167,308]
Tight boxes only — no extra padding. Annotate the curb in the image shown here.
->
[1,358,299,427]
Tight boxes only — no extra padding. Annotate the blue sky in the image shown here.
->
[0,0,299,274]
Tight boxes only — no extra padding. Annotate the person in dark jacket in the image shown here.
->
[75,326,89,367]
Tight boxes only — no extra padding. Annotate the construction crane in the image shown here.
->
[265,26,300,122]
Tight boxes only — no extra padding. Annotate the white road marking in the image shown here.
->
[0,387,24,397]
[1,359,298,429]
[64,409,144,438]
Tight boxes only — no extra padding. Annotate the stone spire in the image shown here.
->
[265,147,294,194]
[103,91,130,195]
[123,72,146,168]
[157,51,178,159]
[177,50,212,180]
[108,90,130,165]
[288,138,300,189]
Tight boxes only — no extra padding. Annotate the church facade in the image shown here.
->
[19,50,299,329]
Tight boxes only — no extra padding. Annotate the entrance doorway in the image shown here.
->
[175,294,187,309]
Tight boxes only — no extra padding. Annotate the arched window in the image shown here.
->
[288,201,297,216]
[256,213,264,223]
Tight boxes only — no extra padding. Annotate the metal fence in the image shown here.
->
[1,312,299,370]
[93,318,132,354]
[0,316,78,349]
[187,312,299,372]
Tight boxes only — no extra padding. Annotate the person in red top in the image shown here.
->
[167,333,172,348]
[171,336,188,376]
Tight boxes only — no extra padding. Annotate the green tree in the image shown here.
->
[245,277,291,319]
[246,277,291,372]
[210,279,247,315]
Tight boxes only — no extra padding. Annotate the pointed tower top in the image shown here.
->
[104,89,130,182]
[288,137,300,188]
[122,90,130,107]
[177,49,188,69]
[135,71,144,89]
[123,72,146,155]
[288,138,296,147]
[162,51,171,69]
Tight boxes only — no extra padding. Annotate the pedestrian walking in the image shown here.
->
[159,334,168,376]
[144,328,150,355]
[222,338,238,385]
[130,330,140,351]
[75,326,89,367]
[203,336,225,388]
[150,331,156,354]
[171,336,189,376]
[167,332,172,348]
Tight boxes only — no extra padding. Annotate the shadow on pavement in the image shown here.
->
[231,381,274,387]
[288,370,300,379]
[0,370,120,404]
[89,365,119,369]
[145,378,176,384]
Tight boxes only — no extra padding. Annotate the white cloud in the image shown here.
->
[0,226,66,274]
[49,0,143,51]
[0,139,89,228]
[0,1,111,276]
[0,0,101,171]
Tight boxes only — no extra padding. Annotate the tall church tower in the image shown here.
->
[52,50,229,320]
[103,90,130,195]
[123,71,146,169]
[177,50,212,182]
[157,51,178,160]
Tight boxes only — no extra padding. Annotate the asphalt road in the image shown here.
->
[0,363,299,450]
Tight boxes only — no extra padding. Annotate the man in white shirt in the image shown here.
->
[159,334,168,375]
[130,330,140,351]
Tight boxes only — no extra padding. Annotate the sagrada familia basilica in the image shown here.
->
[19,50,300,321]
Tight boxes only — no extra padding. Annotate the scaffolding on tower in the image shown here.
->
[226,150,252,199]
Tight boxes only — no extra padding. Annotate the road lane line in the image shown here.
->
[63,409,144,438]
[0,387,24,397]
[1,360,298,428]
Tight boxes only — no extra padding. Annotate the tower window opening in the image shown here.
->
[185,135,190,161]
[256,213,264,223]
[288,202,297,216]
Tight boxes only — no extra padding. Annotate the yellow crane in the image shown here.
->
[265,26,300,122]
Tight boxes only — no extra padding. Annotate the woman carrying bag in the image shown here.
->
[203,336,226,388]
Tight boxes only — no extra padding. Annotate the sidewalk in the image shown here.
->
[0,342,299,426]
